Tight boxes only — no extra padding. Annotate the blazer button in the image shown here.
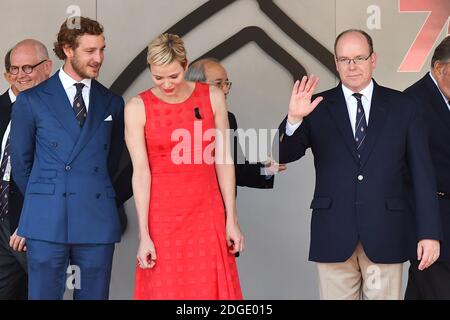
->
[96,193,101,199]
[357,175,364,181]
[65,165,71,171]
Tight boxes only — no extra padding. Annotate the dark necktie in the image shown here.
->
[73,83,87,127]
[353,93,367,158]
[0,134,11,220]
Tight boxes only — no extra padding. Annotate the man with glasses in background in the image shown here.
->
[0,39,52,299]
[278,29,441,299]
[186,58,286,189]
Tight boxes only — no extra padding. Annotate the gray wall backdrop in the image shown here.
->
[1,0,449,299]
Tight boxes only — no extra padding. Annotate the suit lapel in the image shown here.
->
[38,72,81,142]
[326,86,360,164]
[68,80,110,163]
[424,74,450,133]
[359,83,388,168]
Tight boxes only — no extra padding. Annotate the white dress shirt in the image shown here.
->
[429,72,450,111]
[58,66,91,112]
[286,81,374,137]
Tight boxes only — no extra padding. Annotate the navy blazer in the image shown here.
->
[279,81,442,263]
[10,72,125,244]
[405,73,450,261]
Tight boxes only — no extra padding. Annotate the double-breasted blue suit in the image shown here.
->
[279,81,442,264]
[10,71,124,299]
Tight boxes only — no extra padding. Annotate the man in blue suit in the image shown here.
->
[404,36,450,300]
[278,29,441,299]
[10,17,124,300]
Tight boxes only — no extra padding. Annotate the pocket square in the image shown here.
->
[104,115,113,121]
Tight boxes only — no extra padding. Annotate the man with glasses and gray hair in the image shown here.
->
[0,39,52,299]
[8,40,52,95]
[404,36,450,300]
[185,58,286,189]
[278,29,441,299]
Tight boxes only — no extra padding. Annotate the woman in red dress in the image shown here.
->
[125,33,244,300]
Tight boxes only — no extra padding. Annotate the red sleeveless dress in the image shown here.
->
[134,83,242,300]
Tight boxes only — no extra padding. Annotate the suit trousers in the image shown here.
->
[0,217,27,300]
[405,260,450,300]
[317,242,403,300]
[26,239,114,300]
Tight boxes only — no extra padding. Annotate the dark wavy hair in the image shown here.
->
[53,16,103,60]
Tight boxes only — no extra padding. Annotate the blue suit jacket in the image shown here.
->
[405,73,450,262]
[279,81,442,263]
[11,72,124,244]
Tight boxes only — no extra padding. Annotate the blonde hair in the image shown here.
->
[147,33,187,68]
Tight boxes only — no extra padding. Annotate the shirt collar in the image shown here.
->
[428,72,449,106]
[59,66,91,91]
[8,88,16,103]
[341,80,374,102]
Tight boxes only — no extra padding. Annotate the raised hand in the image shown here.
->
[288,75,323,124]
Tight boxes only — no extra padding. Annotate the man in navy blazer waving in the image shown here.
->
[11,17,124,300]
[278,29,441,299]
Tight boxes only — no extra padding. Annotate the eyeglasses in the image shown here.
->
[9,59,47,75]
[208,80,232,90]
[336,54,372,66]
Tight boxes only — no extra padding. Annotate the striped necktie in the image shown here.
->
[73,83,87,127]
[0,134,11,220]
[353,93,367,158]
